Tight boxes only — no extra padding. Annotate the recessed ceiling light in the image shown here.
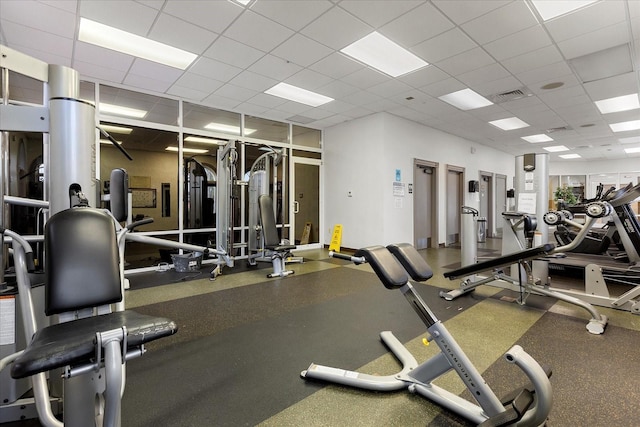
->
[522,134,553,143]
[619,136,640,144]
[341,32,428,77]
[265,83,333,107]
[595,93,640,114]
[100,124,133,134]
[165,146,208,154]
[204,123,256,135]
[488,117,530,131]
[530,0,598,21]
[543,145,570,152]
[541,82,564,90]
[184,136,227,145]
[79,18,197,70]
[438,88,493,110]
[559,153,581,159]
[609,120,640,132]
[624,147,640,154]
[99,102,147,119]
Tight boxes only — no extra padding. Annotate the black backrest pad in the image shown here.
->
[354,246,408,289]
[45,208,121,315]
[386,243,433,282]
[258,194,280,247]
[109,168,129,222]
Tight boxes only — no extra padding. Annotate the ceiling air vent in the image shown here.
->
[545,126,573,133]
[488,87,533,103]
[287,115,315,124]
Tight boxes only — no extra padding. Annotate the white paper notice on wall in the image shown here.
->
[0,297,16,345]
[394,197,403,209]
[392,182,405,197]
[525,172,534,191]
[517,192,537,214]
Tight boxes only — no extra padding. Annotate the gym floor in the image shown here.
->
[10,239,640,426]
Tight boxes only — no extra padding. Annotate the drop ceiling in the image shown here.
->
[0,0,639,161]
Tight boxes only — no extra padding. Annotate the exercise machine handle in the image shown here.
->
[329,251,366,264]
[126,217,154,231]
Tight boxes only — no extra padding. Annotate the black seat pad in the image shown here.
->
[11,311,177,379]
[386,243,434,282]
[265,243,296,251]
[354,246,408,289]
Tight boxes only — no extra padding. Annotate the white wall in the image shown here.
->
[324,112,515,249]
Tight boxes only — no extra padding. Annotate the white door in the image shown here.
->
[291,158,321,249]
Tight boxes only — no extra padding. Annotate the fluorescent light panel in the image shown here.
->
[559,153,581,159]
[489,117,530,131]
[619,136,640,144]
[165,146,208,154]
[522,134,553,143]
[340,32,428,77]
[543,145,569,152]
[100,124,132,134]
[624,147,640,154]
[184,136,226,145]
[99,102,147,119]
[609,120,640,132]
[531,0,598,21]
[78,18,197,70]
[595,93,640,114]
[204,123,256,135]
[438,89,493,110]
[265,83,333,107]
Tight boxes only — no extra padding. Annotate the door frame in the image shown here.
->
[445,164,465,247]
[413,159,439,249]
[290,156,322,250]
[479,170,494,238]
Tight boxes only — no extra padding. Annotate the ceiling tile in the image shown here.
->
[340,67,390,90]
[285,69,334,90]
[367,79,413,98]
[315,80,360,99]
[247,54,303,80]
[570,43,633,83]
[214,84,259,103]
[398,66,450,89]
[431,0,510,25]
[483,24,552,61]
[515,61,573,87]
[150,13,218,54]
[317,99,358,114]
[343,90,382,106]
[189,56,243,82]
[410,28,476,64]
[338,0,422,28]
[162,0,242,34]
[557,22,630,59]
[420,78,467,98]
[166,84,211,102]
[461,1,538,45]
[123,72,173,93]
[203,36,265,69]
[79,0,157,35]
[435,47,495,76]
[223,10,294,53]
[474,76,524,97]
[275,101,319,115]
[245,93,288,109]
[379,2,454,47]
[301,6,372,50]
[309,52,364,79]
[501,45,563,75]
[457,63,510,87]
[201,93,241,111]
[73,59,127,84]
[583,72,638,101]
[271,34,333,67]
[251,0,333,31]
[174,72,225,93]
[228,70,278,92]
[1,21,73,61]
[1,0,76,39]
[544,0,626,42]
[74,42,135,72]
[129,59,184,83]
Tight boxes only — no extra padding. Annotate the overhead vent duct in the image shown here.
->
[488,87,533,103]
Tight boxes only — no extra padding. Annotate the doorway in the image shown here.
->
[292,158,321,249]
[495,174,507,237]
[446,165,464,246]
[479,171,494,238]
[413,159,438,249]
